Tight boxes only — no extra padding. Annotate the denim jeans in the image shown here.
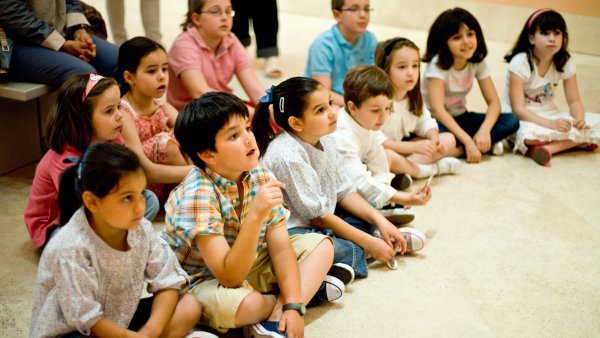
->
[10,35,118,86]
[438,112,520,147]
[288,208,376,278]
[142,189,159,222]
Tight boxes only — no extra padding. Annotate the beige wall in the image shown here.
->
[278,0,600,55]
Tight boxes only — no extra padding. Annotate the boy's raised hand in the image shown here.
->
[249,181,286,221]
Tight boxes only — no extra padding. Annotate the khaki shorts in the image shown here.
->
[189,233,330,332]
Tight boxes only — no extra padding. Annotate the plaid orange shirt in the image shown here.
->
[162,165,286,288]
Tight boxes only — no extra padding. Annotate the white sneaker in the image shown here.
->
[492,141,505,155]
[436,157,462,175]
[379,207,415,225]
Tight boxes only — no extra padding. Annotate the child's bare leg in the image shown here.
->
[386,149,420,177]
[266,239,334,321]
[525,139,579,155]
[439,132,462,158]
[160,293,202,338]
[235,292,277,327]
[166,140,188,166]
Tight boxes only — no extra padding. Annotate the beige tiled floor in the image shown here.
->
[1,1,600,337]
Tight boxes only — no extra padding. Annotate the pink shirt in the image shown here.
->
[167,29,251,110]
[24,145,80,249]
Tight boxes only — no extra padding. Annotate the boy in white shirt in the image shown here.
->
[333,65,432,220]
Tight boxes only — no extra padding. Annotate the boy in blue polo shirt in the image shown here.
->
[304,0,377,108]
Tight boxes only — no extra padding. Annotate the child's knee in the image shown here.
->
[235,291,273,326]
[317,237,334,261]
[440,132,457,148]
[180,293,202,322]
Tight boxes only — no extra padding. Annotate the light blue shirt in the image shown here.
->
[304,24,377,95]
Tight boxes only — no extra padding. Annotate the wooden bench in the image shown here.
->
[0,82,56,175]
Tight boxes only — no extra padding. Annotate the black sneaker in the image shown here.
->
[327,262,354,285]
[307,275,345,307]
[391,173,413,191]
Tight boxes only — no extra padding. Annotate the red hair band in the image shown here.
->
[528,8,552,30]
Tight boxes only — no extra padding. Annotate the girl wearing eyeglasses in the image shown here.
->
[167,0,265,115]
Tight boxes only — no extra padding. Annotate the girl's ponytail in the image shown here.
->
[253,87,278,156]
[58,162,82,226]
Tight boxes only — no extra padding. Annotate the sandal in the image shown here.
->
[526,145,552,166]
[264,57,282,79]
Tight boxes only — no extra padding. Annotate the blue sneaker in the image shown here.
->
[307,275,345,307]
[244,320,286,337]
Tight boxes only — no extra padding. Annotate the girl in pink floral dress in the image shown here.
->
[118,37,189,199]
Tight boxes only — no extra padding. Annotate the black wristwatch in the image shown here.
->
[282,303,306,316]
[68,24,89,37]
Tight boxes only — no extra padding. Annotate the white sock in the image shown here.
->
[435,157,462,175]
[416,163,435,178]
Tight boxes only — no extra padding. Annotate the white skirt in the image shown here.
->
[513,112,600,154]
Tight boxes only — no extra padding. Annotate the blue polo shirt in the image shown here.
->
[304,24,377,95]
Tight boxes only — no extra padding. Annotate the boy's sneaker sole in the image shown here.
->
[327,262,355,285]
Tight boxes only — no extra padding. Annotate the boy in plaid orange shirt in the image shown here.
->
[162,92,344,338]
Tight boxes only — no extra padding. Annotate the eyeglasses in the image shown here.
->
[338,6,373,15]
[200,8,235,18]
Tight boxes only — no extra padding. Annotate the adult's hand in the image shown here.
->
[73,29,96,60]
[60,40,95,62]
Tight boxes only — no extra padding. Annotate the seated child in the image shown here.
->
[304,0,377,108]
[333,65,432,220]
[24,74,160,250]
[375,37,463,179]
[167,0,264,112]
[253,77,427,279]
[421,8,520,163]
[502,8,600,166]
[162,92,343,337]
[30,143,204,338]
[119,36,189,200]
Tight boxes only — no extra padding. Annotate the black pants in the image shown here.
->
[231,0,279,58]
